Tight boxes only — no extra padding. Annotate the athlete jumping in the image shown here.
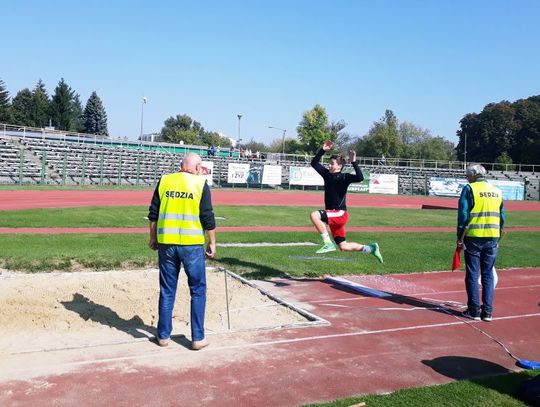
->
[310,140,383,263]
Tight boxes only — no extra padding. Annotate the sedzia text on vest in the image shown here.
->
[165,191,194,199]
[479,192,500,198]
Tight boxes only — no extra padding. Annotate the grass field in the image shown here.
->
[1,203,538,405]
[1,206,539,275]
[307,370,539,407]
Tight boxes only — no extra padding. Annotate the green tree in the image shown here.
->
[297,104,331,154]
[50,78,81,131]
[0,78,11,123]
[11,88,34,126]
[243,139,267,154]
[72,94,84,132]
[398,122,455,160]
[32,79,50,128]
[82,91,108,136]
[355,110,402,157]
[511,97,540,163]
[160,114,200,144]
[457,95,540,164]
[199,130,230,147]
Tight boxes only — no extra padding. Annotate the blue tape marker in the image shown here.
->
[517,359,540,370]
[324,276,392,298]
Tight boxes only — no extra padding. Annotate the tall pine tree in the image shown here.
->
[11,88,35,126]
[50,78,80,131]
[82,91,108,136]
[0,78,11,123]
[32,79,50,128]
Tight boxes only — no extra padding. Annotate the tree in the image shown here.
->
[82,91,108,135]
[199,130,230,147]
[50,78,81,131]
[0,78,11,123]
[297,104,331,154]
[511,97,540,164]
[355,110,402,157]
[243,139,267,154]
[72,94,84,132]
[399,122,455,160]
[160,114,201,144]
[11,88,34,126]
[457,95,540,164]
[32,79,50,128]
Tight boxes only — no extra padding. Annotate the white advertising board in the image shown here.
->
[261,165,282,185]
[368,173,399,194]
[227,163,250,183]
[289,166,324,186]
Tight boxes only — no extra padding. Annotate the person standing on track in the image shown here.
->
[458,163,505,322]
[148,152,216,350]
[310,140,383,263]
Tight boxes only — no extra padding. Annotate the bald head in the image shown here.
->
[181,153,202,174]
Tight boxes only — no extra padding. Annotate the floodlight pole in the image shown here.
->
[268,126,287,156]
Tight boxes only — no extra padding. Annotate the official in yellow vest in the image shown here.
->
[148,153,216,350]
[457,164,505,322]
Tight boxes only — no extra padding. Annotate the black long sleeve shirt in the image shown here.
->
[311,149,364,210]
[148,179,216,231]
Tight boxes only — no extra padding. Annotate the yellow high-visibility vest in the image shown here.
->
[157,172,206,245]
[466,181,503,238]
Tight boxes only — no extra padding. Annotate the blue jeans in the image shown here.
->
[464,238,498,314]
[157,244,206,342]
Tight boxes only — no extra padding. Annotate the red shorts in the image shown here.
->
[319,209,348,243]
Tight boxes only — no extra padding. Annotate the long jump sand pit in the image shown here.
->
[0,268,311,354]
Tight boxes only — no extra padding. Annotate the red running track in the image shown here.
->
[1,189,540,211]
[1,268,539,406]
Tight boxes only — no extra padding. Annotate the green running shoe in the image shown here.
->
[316,242,337,254]
[370,243,384,263]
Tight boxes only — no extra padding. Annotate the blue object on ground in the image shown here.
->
[517,359,540,370]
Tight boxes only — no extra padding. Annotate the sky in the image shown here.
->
[2,0,539,145]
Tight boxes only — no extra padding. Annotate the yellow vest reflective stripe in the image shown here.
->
[466,181,502,238]
[157,172,206,245]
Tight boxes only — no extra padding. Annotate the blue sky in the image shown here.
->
[2,0,539,145]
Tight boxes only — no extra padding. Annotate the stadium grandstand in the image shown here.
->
[1,123,539,200]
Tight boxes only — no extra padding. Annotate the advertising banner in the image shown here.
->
[429,177,468,197]
[490,180,524,201]
[368,173,399,194]
[247,163,263,185]
[201,160,214,186]
[261,165,282,185]
[227,163,250,183]
[429,177,524,200]
[346,169,370,193]
[289,166,324,186]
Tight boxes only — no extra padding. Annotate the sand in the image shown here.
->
[0,268,307,354]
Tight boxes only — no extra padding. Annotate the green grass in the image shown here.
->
[2,205,540,228]
[1,230,538,275]
[305,370,539,407]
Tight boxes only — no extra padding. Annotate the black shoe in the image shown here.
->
[462,309,480,321]
[481,312,493,322]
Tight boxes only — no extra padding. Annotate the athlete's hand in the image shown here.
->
[349,150,357,163]
[323,140,333,151]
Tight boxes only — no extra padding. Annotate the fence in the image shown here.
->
[1,130,539,200]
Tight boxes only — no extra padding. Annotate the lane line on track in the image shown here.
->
[5,312,540,375]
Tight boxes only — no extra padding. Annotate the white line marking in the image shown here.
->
[5,313,540,374]
[218,242,317,247]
